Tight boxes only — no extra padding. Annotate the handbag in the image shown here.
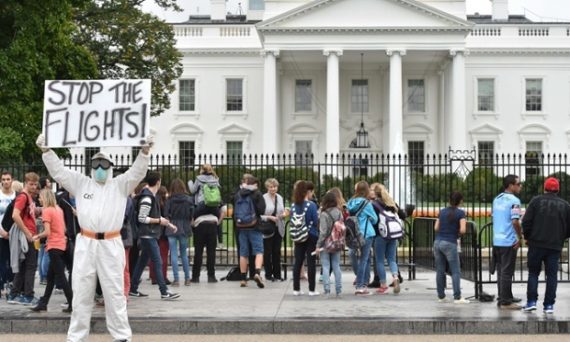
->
[258,196,277,238]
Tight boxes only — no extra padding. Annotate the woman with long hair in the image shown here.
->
[189,164,221,219]
[31,189,72,312]
[150,186,171,285]
[291,180,319,296]
[316,192,343,296]
[433,191,469,303]
[370,183,406,294]
[346,181,378,295]
[164,179,193,286]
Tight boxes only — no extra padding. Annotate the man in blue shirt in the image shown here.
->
[492,174,522,310]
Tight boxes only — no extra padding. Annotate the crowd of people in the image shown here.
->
[1,163,570,338]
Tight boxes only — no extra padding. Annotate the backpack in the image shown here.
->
[234,193,257,228]
[1,192,29,232]
[203,183,221,207]
[378,206,404,240]
[130,193,155,239]
[323,211,346,253]
[289,202,310,243]
[344,200,368,253]
[221,266,242,281]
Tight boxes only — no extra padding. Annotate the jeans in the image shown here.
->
[168,235,190,282]
[434,239,462,299]
[149,236,169,282]
[41,249,72,306]
[263,233,282,279]
[375,237,399,284]
[238,229,264,257]
[293,235,317,292]
[38,243,50,281]
[526,246,560,306]
[192,222,217,279]
[349,248,371,284]
[0,239,13,290]
[12,242,37,297]
[130,238,167,295]
[320,251,341,294]
[355,238,374,289]
[493,245,518,305]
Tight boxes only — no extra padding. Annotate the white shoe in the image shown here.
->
[293,290,304,296]
[454,297,470,304]
[308,291,320,296]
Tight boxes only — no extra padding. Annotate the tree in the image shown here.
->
[0,0,98,162]
[73,0,183,117]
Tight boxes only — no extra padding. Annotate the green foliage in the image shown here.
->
[412,172,463,203]
[463,167,502,203]
[73,0,183,117]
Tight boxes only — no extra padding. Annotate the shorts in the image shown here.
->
[238,229,264,257]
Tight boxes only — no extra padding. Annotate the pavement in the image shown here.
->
[1,268,569,336]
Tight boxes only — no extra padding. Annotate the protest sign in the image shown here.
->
[42,79,151,148]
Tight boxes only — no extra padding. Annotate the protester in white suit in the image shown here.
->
[37,134,152,342]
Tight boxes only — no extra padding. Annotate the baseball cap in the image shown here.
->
[544,177,560,192]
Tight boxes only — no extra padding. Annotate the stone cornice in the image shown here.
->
[467,48,570,55]
[258,26,471,33]
[180,49,261,56]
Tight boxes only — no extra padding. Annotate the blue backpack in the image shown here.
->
[234,193,257,228]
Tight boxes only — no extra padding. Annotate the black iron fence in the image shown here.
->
[2,150,570,292]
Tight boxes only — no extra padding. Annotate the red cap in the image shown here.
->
[544,177,560,192]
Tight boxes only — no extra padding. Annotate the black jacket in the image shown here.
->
[522,192,570,251]
[233,187,266,229]
[137,188,161,239]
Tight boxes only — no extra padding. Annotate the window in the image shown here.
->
[179,79,195,111]
[295,80,312,112]
[525,78,542,112]
[226,141,243,164]
[295,140,313,164]
[525,141,543,176]
[179,141,195,166]
[477,141,494,166]
[226,79,243,111]
[352,158,368,178]
[84,147,101,175]
[249,0,264,10]
[407,79,425,112]
[477,78,495,112]
[131,147,142,162]
[351,79,369,113]
[408,141,424,173]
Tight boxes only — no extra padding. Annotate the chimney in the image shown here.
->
[491,0,509,21]
[211,0,226,21]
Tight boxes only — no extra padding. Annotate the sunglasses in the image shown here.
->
[91,158,112,170]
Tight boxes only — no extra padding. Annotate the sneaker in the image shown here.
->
[499,303,522,310]
[208,277,218,283]
[190,278,200,283]
[253,274,265,289]
[39,279,47,286]
[355,288,370,295]
[376,286,389,295]
[60,302,69,309]
[393,278,400,294]
[184,279,191,286]
[240,280,247,287]
[454,297,470,304]
[438,297,448,303]
[62,306,72,313]
[522,301,537,312]
[543,304,554,314]
[308,291,320,296]
[293,290,304,296]
[54,288,63,295]
[161,292,180,300]
[19,296,38,306]
[319,275,323,283]
[128,291,148,298]
[512,297,522,303]
[171,281,180,287]
[7,294,21,304]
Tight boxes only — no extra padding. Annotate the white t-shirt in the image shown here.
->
[0,190,16,230]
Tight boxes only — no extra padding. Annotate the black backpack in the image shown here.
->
[221,266,242,281]
[1,192,29,231]
[129,193,155,239]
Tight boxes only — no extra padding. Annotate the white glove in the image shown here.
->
[36,134,50,153]
[141,134,154,155]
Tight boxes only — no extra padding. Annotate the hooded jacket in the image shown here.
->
[347,197,378,239]
[522,192,570,251]
[233,186,265,229]
[189,174,220,204]
[317,207,342,249]
[164,193,194,237]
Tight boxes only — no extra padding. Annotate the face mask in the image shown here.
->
[94,167,108,183]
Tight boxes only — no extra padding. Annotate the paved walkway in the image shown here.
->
[1,268,569,335]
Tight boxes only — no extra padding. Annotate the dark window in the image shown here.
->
[477,141,494,166]
[226,79,243,111]
[226,141,243,165]
[295,79,312,112]
[295,140,313,164]
[179,141,195,166]
[179,79,195,111]
[408,141,425,173]
[525,78,542,112]
[525,141,542,176]
[351,79,369,113]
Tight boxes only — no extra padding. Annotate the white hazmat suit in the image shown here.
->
[41,148,149,342]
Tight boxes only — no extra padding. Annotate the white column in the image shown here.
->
[262,49,279,156]
[387,49,406,155]
[449,49,467,151]
[323,49,342,157]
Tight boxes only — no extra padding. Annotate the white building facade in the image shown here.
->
[144,0,570,163]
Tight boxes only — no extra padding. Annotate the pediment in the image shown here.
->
[258,0,471,32]
[217,123,252,135]
[169,123,203,135]
[469,123,503,135]
[518,123,551,135]
[404,123,433,134]
[287,123,319,134]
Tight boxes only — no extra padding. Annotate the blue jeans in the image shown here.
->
[168,236,190,282]
[238,229,264,257]
[38,244,50,281]
[349,248,371,284]
[526,246,560,306]
[131,238,167,295]
[375,237,399,284]
[320,251,341,294]
[434,239,462,299]
[355,238,374,289]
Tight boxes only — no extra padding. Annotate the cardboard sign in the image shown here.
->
[42,79,151,147]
